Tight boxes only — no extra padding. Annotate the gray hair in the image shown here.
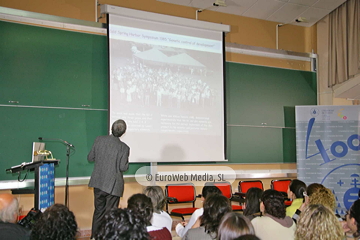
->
[143,186,166,213]
[0,197,18,223]
[112,119,127,137]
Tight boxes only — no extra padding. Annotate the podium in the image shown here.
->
[7,160,59,210]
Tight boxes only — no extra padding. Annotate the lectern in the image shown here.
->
[6,160,59,210]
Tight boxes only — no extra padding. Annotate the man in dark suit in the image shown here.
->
[88,119,130,238]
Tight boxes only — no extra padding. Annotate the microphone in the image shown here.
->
[38,137,75,148]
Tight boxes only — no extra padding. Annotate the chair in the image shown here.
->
[205,181,243,211]
[238,180,264,194]
[165,183,198,220]
[271,179,292,206]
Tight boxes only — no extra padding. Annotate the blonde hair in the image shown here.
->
[295,204,343,240]
[309,188,336,210]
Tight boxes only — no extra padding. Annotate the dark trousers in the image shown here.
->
[91,188,120,238]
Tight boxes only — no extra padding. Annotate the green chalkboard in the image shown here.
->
[0,20,146,181]
[0,20,317,181]
[225,62,317,163]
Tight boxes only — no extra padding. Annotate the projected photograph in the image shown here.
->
[110,41,220,111]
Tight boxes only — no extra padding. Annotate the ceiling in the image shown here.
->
[157,0,347,27]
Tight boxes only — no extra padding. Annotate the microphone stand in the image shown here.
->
[65,143,70,208]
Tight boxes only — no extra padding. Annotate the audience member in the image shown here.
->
[286,179,307,217]
[344,199,360,239]
[183,194,232,240]
[218,212,255,240]
[243,187,263,221]
[31,203,78,240]
[292,184,336,223]
[306,183,325,196]
[251,189,296,240]
[143,186,172,232]
[95,208,150,240]
[176,185,221,238]
[234,235,260,240]
[127,193,172,240]
[308,187,336,210]
[0,193,30,240]
[295,204,343,240]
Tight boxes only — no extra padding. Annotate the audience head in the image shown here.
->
[295,204,343,240]
[243,187,263,217]
[288,179,307,199]
[260,189,286,219]
[143,186,166,213]
[308,187,336,210]
[127,193,153,225]
[202,185,222,199]
[31,204,78,240]
[306,183,325,196]
[0,193,18,223]
[112,119,127,137]
[234,235,260,240]
[347,199,360,237]
[218,212,255,240]
[95,208,150,240]
[200,194,232,237]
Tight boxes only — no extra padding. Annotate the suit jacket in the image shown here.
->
[88,135,129,197]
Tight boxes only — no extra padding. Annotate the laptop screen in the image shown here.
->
[32,142,46,163]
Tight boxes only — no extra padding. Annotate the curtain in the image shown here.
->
[328,0,360,87]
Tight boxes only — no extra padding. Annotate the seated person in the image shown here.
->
[234,235,260,240]
[295,204,343,240]
[95,208,149,240]
[218,212,255,240]
[176,185,221,238]
[0,193,30,240]
[343,199,360,240]
[286,179,306,217]
[251,189,296,240]
[242,187,263,221]
[183,194,232,240]
[143,186,172,232]
[31,203,78,240]
[127,193,172,240]
[292,184,337,223]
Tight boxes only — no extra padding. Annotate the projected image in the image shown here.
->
[110,42,219,110]
[108,14,225,162]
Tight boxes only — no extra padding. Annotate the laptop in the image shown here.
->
[32,142,46,163]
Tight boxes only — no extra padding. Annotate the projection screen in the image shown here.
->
[106,6,229,162]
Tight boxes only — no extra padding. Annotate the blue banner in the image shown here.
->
[296,106,360,215]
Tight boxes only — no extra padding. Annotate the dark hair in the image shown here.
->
[112,119,127,137]
[261,189,286,219]
[95,208,150,240]
[143,186,166,213]
[200,194,232,237]
[31,204,78,240]
[306,183,325,196]
[234,235,260,240]
[243,187,263,217]
[218,212,255,240]
[127,193,153,225]
[350,199,360,236]
[289,179,307,199]
[202,186,222,199]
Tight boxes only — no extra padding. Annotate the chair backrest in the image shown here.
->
[205,181,232,199]
[271,179,291,193]
[238,180,264,194]
[165,183,196,203]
